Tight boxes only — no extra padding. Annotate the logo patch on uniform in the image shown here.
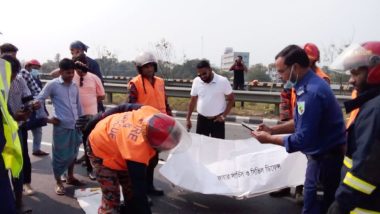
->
[297,101,305,115]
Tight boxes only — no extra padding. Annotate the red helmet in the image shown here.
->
[304,43,320,62]
[330,42,380,85]
[26,59,41,67]
[143,113,182,151]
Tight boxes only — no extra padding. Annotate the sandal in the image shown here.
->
[66,178,85,186]
[55,184,65,195]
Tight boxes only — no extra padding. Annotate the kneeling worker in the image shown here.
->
[81,104,182,214]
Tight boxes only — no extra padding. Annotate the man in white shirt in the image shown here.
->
[186,60,234,139]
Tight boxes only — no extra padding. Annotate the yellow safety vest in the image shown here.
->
[0,59,23,178]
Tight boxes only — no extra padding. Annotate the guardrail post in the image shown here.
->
[106,92,113,103]
[274,104,279,115]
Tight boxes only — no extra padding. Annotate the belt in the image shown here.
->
[199,113,222,120]
[307,144,345,161]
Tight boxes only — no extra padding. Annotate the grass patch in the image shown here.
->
[109,93,277,118]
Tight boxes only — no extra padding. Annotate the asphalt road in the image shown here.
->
[23,117,302,214]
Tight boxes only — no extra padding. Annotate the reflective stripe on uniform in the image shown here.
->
[344,172,376,195]
[350,207,380,214]
[344,156,353,169]
[0,60,10,98]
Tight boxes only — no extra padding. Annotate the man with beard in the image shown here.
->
[327,42,380,214]
[186,59,234,139]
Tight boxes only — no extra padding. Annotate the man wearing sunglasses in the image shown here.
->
[251,45,346,214]
[186,59,234,139]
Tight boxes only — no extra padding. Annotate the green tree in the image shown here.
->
[96,47,119,76]
[41,53,60,73]
[154,39,175,79]
[247,63,271,82]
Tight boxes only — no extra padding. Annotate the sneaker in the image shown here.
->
[32,150,49,156]
[23,184,34,196]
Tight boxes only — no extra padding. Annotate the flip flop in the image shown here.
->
[55,184,65,195]
[66,178,85,186]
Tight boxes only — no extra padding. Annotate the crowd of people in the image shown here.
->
[0,40,379,214]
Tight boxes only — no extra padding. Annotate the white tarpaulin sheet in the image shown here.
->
[159,133,307,198]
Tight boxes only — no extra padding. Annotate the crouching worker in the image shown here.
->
[77,104,183,214]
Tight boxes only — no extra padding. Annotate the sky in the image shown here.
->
[0,0,379,67]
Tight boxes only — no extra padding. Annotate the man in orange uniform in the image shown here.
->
[127,52,172,196]
[79,103,182,213]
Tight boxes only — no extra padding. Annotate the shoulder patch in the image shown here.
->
[297,101,305,115]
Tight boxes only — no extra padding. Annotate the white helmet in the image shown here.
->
[135,52,157,66]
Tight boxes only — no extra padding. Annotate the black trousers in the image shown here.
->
[146,152,158,189]
[83,136,93,173]
[196,114,225,139]
[233,70,245,90]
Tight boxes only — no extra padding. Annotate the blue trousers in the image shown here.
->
[303,154,343,214]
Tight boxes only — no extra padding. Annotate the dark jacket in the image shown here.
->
[334,88,380,213]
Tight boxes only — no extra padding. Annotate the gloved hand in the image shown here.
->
[327,201,348,214]
[75,115,94,131]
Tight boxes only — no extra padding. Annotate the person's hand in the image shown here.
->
[214,115,225,123]
[47,117,60,125]
[32,100,41,110]
[251,130,272,144]
[257,123,272,134]
[186,118,192,132]
[14,110,31,121]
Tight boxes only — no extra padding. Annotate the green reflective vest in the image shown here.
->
[0,58,23,178]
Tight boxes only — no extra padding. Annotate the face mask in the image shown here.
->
[283,65,298,89]
[30,69,40,78]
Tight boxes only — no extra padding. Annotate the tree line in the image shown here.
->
[39,39,351,84]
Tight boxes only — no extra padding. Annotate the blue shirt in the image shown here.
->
[37,77,82,129]
[283,70,346,155]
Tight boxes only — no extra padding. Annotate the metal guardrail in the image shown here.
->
[39,73,353,94]
[41,75,351,116]
[103,82,350,106]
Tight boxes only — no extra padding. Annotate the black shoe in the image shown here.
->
[88,171,96,180]
[269,188,291,197]
[147,187,164,196]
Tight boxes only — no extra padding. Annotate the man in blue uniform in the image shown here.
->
[251,45,346,214]
[327,42,380,213]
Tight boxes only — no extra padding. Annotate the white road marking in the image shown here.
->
[27,139,85,152]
